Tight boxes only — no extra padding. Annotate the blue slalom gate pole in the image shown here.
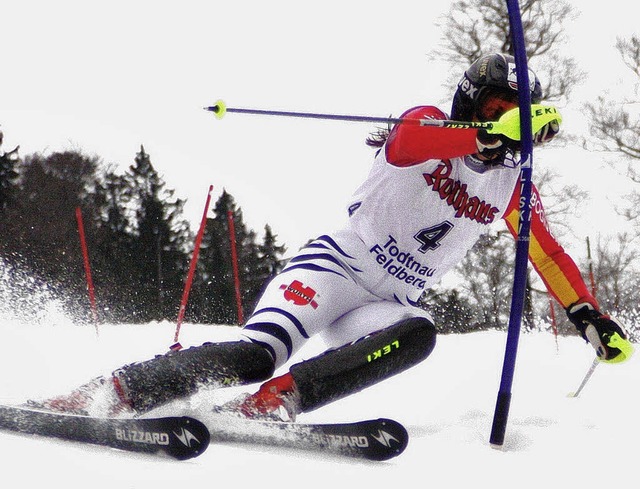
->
[489,0,534,448]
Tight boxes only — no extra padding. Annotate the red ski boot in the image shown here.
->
[28,375,134,417]
[219,373,301,422]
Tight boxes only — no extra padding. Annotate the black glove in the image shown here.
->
[476,129,519,161]
[533,119,560,144]
[567,303,633,363]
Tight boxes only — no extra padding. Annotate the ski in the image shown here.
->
[0,404,209,460]
[201,413,408,461]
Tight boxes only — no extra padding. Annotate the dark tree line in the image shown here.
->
[0,141,287,325]
[3,4,638,337]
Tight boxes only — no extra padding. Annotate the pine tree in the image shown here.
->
[86,169,141,321]
[249,223,287,300]
[0,129,19,212]
[259,224,287,277]
[231,219,287,322]
[124,145,190,321]
[1,150,101,318]
[190,190,282,325]
[193,190,239,323]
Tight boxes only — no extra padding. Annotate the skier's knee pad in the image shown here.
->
[115,341,275,413]
[290,316,436,412]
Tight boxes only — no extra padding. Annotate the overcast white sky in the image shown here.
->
[1,1,638,258]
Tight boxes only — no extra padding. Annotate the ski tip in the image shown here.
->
[165,416,211,460]
[363,418,409,461]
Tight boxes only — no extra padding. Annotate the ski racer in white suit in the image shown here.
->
[227,53,632,419]
[33,54,633,421]
[243,120,522,363]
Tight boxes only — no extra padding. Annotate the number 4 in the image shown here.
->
[414,221,453,253]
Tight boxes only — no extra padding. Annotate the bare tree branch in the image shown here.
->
[432,0,583,104]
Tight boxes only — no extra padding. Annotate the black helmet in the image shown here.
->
[451,53,542,121]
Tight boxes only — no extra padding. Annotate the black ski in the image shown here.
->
[0,404,209,460]
[202,414,408,461]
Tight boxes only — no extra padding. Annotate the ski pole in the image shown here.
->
[205,100,561,138]
[205,100,489,128]
[566,237,600,397]
[568,357,600,398]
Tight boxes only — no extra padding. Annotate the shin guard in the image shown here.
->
[115,341,274,413]
[290,317,436,413]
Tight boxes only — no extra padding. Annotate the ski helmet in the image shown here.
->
[451,53,542,121]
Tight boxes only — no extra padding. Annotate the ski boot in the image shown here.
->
[216,373,301,422]
[27,375,134,417]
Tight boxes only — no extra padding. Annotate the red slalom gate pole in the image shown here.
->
[227,210,244,325]
[170,185,214,351]
[75,207,99,336]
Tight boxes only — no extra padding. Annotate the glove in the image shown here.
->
[533,119,560,144]
[567,303,634,363]
[475,129,519,161]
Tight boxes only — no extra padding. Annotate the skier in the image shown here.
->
[35,53,633,420]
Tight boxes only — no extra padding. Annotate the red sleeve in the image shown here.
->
[502,182,598,310]
[385,106,479,167]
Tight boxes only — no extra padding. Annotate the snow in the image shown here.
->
[1,309,638,489]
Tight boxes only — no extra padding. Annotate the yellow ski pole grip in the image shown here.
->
[602,332,634,364]
[530,105,562,134]
[487,104,562,140]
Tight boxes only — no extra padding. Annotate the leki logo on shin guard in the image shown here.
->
[280,280,318,308]
[367,340,400,362]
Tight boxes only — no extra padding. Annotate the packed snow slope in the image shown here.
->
[0,316,637,489]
